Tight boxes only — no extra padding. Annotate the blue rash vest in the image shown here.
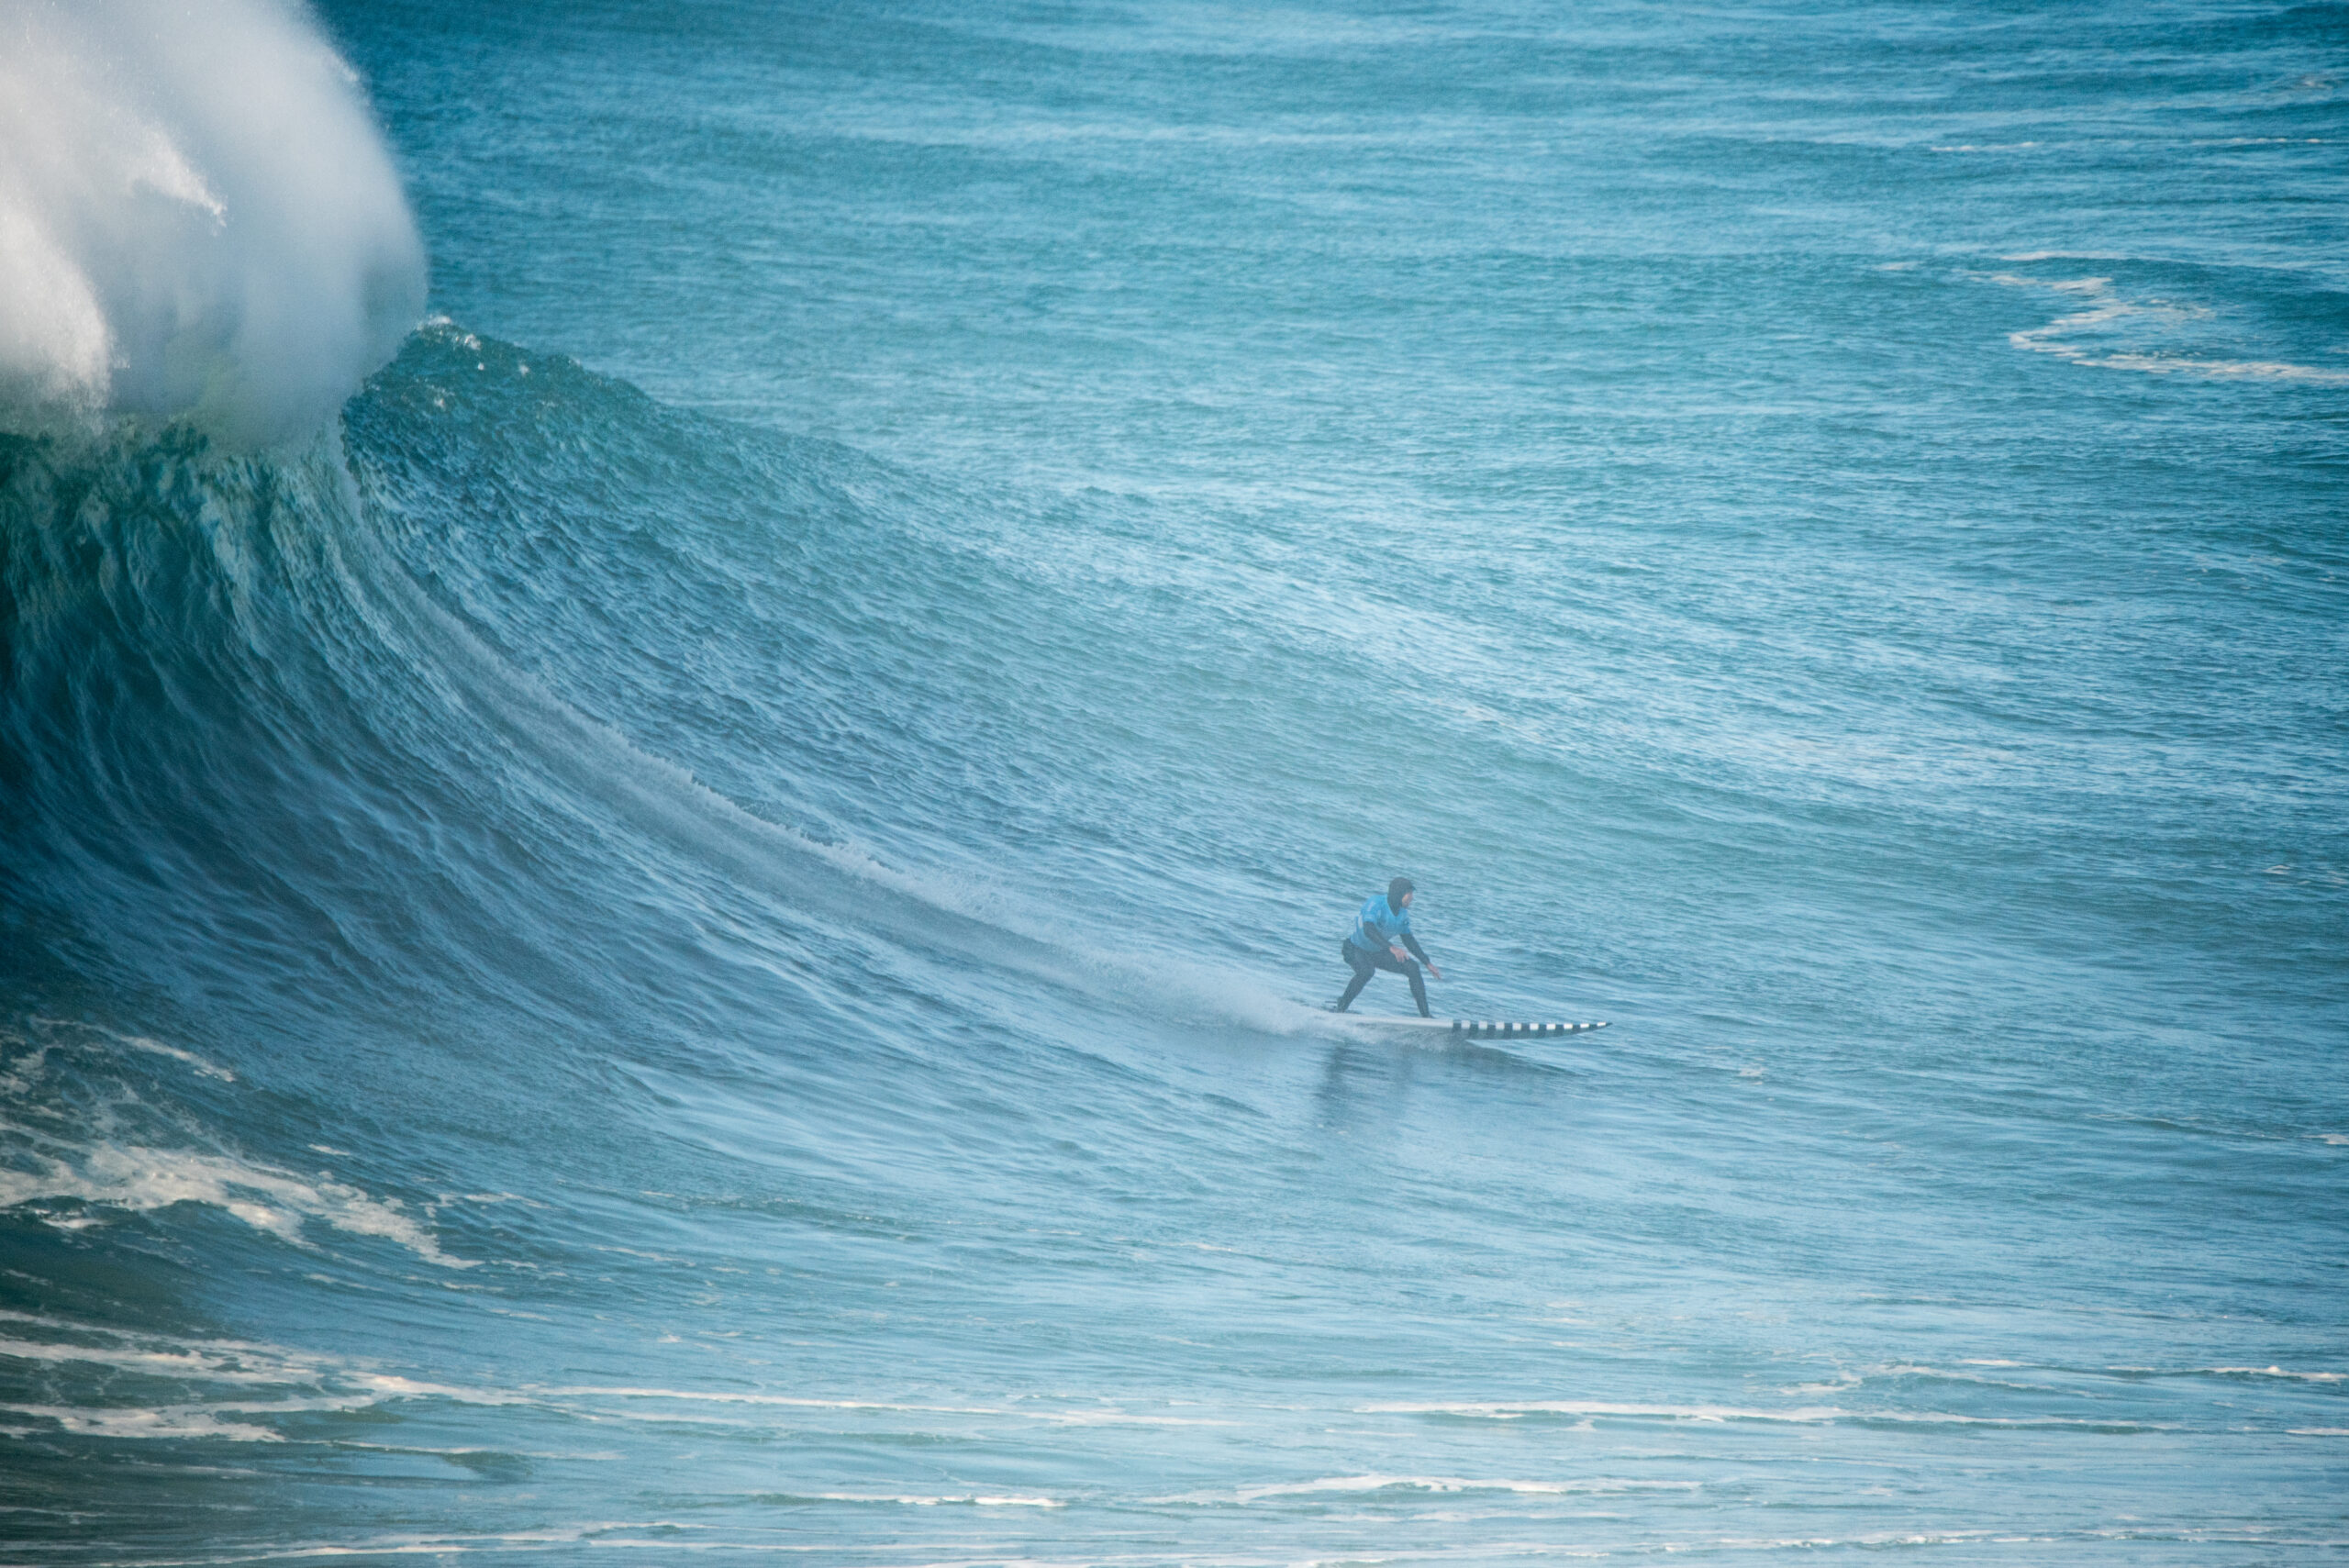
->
[1345,893,1415,956]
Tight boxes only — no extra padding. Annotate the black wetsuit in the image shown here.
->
[1336,930,1432,1017]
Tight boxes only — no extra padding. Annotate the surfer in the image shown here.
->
[1331,876,1442,1017]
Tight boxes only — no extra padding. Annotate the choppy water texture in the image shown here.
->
[3,1,2345,1562]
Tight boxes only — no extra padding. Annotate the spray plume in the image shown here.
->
[0,0,426,445]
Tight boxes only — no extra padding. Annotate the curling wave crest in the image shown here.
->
[0,0,424,444]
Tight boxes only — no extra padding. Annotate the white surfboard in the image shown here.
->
[1341,1016,1609,1038]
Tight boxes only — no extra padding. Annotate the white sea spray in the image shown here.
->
[0,0,425,444]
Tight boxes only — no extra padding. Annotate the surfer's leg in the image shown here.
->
[1334,942,1376,1011]
[1365,948,1431,1016]
[1357,948,1431,1018]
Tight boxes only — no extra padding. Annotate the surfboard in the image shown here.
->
[1341,1016,1609,1038]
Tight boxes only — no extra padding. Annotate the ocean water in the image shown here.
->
[2,0,2344,1562]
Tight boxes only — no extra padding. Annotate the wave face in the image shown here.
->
[0,0,423,444]
[4,0,2347,1563]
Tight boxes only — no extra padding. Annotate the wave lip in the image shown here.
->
[0,0,425,444]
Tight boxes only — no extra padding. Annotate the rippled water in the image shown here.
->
[2,1,2343,1562]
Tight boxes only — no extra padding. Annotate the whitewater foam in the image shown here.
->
[31,1017,235,1082]
[1992,272,2349,385]
[0,1402,287,1441]
[0,1133,473,1268]
[0,1330,328,1385]
[1205,1475,1703,1504]
[1361,1399,2173,1430]
[0,0,425,443]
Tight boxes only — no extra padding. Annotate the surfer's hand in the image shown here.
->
[1391,946,1409,963]
[1426,962,1442,981]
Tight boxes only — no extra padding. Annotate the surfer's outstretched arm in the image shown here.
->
[1398,931,1441,981]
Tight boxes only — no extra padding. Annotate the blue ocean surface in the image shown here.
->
[1,0,2343,1562]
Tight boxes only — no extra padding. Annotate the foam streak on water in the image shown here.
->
[1,0,2343,1562]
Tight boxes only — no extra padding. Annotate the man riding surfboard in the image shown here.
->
[1330,876,1442,1017]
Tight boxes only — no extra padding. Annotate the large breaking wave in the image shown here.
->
[0,0,424,446]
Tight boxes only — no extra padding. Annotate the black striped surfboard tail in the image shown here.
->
[1341,1015,1610,1036]
[1450,1018,1609,1036]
